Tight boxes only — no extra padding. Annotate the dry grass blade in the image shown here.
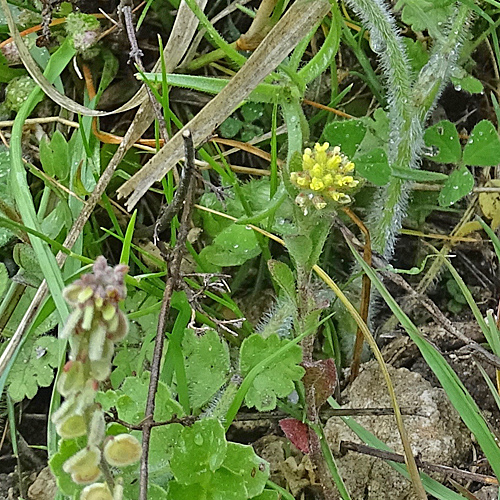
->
[117,0,210,115]
[117,0,331,210]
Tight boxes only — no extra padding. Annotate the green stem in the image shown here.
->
[298,1,342,85]
[341,23,385,105]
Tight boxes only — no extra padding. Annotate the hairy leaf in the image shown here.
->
[267,260,296,303]
[170,418,227,485]
[7,336,59,401]
[239,334,304,411]
[183,329,230,409]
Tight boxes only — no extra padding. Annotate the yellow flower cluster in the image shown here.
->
[290,142,359,210]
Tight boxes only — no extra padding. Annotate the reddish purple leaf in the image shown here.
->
[302,358,337,408]
[279,418,310,453]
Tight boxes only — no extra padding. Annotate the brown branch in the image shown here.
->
[342,206,372,382]
[139,130,196,500]
[340,441,499,486]
[114,414,197,430]
[119,0,169,143]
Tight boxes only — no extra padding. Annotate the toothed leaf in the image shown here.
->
[182,329,230,410]
[239,334,304,411]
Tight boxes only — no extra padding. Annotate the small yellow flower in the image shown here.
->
[290,142,359,210]
[310,177,325,191]
[326,155,342,170]
[310,163,324,178]
[322,173,334,187]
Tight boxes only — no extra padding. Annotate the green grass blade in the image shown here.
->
[438,254,494,352]
[120,210,137,266]
[0,215,92,265]
[476,362,500,412]
[298,1,341,84]
[311,422,352,500]
[9,38,76,321]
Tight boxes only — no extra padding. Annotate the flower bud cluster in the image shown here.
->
[52,257,141,495]
[1,41,21,65]
[290,142,359,211]
[65,12,101,59]
[4,76,37,112]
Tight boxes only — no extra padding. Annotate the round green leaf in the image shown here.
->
[170,419,227,485]
[183,329,230,410]
[423,120,461,164]
[322,120,367,158]
[239,334,304,411]
[219,117,243,138]
[463,120,500,166]
[438,166,474,207]
[222,443,270,498]
[200,224,261,267]
[450,75,483,95]
[354,147,390,185]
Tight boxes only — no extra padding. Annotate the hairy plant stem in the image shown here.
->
[374,3,471,335]
[347,0,469,258]
[345,0,413,256]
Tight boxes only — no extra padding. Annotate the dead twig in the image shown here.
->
[139,130,196,500]
[119,0,169,142]
[340,441,499,486]
[336,220,500,370]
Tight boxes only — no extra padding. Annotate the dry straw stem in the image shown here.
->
[117,0,331,210]
[236,0,279,51]
[0,1,205,378]
[195,204,425,500]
